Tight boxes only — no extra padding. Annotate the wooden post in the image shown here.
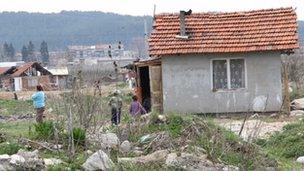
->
[283,62,290,115]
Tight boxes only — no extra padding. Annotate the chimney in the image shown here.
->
[176,10,191,39]
[180,10,186,36]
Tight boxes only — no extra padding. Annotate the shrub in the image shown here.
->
[0,141,22,155]
[167,115,184,138]
[73,128,86,146]
[34,121,54,140]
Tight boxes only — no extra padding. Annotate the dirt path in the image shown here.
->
[215,118,292,141]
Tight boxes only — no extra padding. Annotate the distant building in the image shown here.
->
[68,43,129,59]
[47,67,69,90]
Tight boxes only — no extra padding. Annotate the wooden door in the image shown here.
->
[149,65,163,113]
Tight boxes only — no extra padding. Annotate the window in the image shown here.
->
[212,58,245,90]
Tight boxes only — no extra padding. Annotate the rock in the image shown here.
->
[82,150,114,171]
[157,115,166,123]
[86,150,93,156]
[12,150,45,170]
[100,133,120,149]
[0,154,10,161]
[269,113,278,118]
[165,153,178,167]
[291,98,304,110]
[119,150,169,165]
[44,158,62,166]
[52,144,63,150]
[0,164,5,171]
[10,154,25,165]
[133,150,144,156]
[120,140,131,153]
[296,156,304,163]
[16,149,39,159]
[290,110,304,116]
[250,113,260,119]
[165,152,239,171]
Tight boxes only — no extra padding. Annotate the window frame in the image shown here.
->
[210,58,247,91]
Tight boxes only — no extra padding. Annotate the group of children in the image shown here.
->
[108,90,147,125]
[31,85,147,125]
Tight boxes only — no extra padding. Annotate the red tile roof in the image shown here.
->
[11,62,36,77]
[149,7,299,56]
[0,67,9,75]
[11,62,52,77]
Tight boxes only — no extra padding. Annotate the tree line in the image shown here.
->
[1,41,49,65]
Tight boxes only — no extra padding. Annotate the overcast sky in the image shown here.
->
[0,0,303,19]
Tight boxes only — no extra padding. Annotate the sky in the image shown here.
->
[0,0,303,19]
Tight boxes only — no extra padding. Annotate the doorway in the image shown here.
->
[139,66,151,112]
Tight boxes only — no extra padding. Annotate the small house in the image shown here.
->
[3,62,52,91]
[135,7,299,113]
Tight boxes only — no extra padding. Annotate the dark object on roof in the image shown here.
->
[149,7,299,56]
[11,62,52,77]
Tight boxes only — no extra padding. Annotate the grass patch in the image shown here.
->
[0,141,23,155]
[255,118,304,169]
[0,99,33,116]
[0,121,33,140]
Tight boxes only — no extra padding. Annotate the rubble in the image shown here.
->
[82,150,114,171]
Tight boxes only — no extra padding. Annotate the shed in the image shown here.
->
[136,7,299,114]
[47,67,69,89]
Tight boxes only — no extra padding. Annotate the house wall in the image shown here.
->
[162,51,282,113]
[21,76,51,91]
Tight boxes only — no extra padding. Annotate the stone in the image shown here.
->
[296,156,304,163]
[133,150,144,156]
[100,133,120,149]
[10,154,25,165]
[16,149,39,159]
[250,113,260,119]
[86,150,93,156]
[291,98,304,110]
[165,153,178,167]
[290,110,304,116]
[0,154,10,161]
[82,150,114,171]
[269,113,278,118]
[44,158,63,166]
[120,140,131,153]
[165,152,239,171]
[118,150,169,165]
[0,164,5,171]
[157,115,166,122]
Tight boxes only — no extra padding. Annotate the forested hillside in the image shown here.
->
[0,11,302,51]
[0,11,152,51]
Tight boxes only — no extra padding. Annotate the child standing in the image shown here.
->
[129,95,146,117]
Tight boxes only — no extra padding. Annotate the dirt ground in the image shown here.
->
[215,117,295,141]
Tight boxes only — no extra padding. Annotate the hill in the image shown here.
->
[0,11,302,51]
[0,11,153,51]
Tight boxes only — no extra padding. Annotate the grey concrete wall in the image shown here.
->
[162,51,282,113]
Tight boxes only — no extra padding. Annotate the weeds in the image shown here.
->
[0,141,23,155]
[34,121,55,140]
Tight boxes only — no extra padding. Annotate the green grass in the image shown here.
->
[0,121,33,140]
[0,99,34,116]
[0,141,23,155]
[255,118,304,170]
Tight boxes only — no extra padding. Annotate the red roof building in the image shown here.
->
[149,7,298,56]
